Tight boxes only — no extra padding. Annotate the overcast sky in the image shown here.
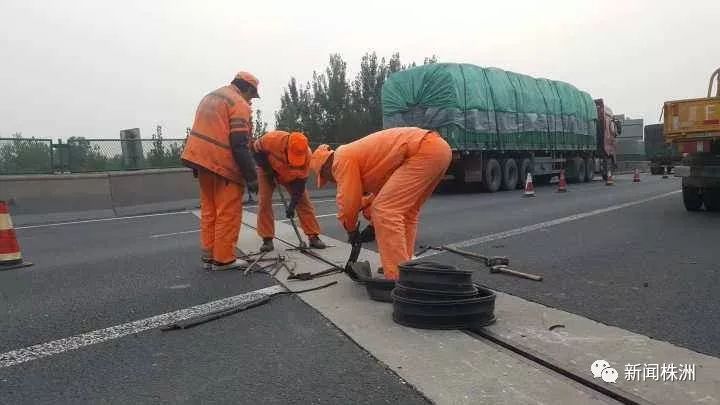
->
[1,0,718,140]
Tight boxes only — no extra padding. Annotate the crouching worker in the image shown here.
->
[181,71,260,271]
[252,130,327,252]
[309,127,451,280]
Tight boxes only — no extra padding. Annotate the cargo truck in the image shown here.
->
[382,63,620,192]
[644,124,681,175]
[663,67,720,211]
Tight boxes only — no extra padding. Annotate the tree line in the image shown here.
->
[272,52,437,145]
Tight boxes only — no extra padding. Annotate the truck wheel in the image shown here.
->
[584,158,594,182]
[568,157,585,183]
[703,189,720,211]
[500,158,518,191]
[483,158,502,193]
[517,158,532,189]
[682,186,703,211]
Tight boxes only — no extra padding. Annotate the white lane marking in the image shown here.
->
[16,211,192,230]
[279,213,337,222]
[152,213,339,237]
[0,285,285,369]
[419,190,681,257]
[151,229,200,238]
[245,198,336,208]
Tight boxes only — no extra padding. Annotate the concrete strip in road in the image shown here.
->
[229,207,720,405]
[486,294,720,404]
[229,211,616,405]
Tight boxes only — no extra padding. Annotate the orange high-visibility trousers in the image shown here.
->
[256,170,321,239]
[198,170,244,264]
[371,134,452,280]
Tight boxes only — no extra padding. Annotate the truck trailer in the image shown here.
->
[663,67,720,211]
[382,63,620,192]
[644,124,680,175]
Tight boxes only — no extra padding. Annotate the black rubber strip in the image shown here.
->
[466,328,654,405]
[161,281,337,331]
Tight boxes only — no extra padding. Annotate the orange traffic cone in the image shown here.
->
[633,168,641,183]
[523,172,536,197]
[557,170,568,192]
[606,169,615,186]
[0,201,32,271]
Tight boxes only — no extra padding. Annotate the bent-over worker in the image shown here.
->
[181,71,260,271]
[309,127,452,280]
[252,130,327,252]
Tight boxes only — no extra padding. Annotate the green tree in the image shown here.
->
[275,77,303,131]
[67,136,113,172]
[274,51,439,146]
[252,109,268,138]
[148,125,166,167]
[0,133,53,174]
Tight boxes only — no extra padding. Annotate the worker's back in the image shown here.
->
[336,127,433,193]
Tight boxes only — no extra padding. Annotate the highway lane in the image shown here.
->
[1,210,429,404]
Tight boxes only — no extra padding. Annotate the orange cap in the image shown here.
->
[234,71,260,98]
[310,144,334,188]
[287,132,309,167]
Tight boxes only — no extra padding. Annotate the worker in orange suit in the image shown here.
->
[181,71,260,271]
[252,130,327,252]
[309,127,452,280]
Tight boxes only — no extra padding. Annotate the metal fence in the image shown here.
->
[1,137,345,175]
[0,138,187,175]
[0,138,54,175]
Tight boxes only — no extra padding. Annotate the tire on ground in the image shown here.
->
[518,158,532,189]
[567,157,585,183]
[683,186,703,211]
[483,158,502,193]
[703,188,720,211]
[584,157,594,182]
[500,158,518,191]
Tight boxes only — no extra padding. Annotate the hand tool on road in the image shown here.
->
[244,250,269,275]
[490,265,543,281]
[276,185,307,249]
[420,245,542,282]
[420,245,510,267]
[287,222,370,282]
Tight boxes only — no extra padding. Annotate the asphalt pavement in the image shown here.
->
[1,211,429,404]
[3,172,719,403]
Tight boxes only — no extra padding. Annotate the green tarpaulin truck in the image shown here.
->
[382,63,620,191]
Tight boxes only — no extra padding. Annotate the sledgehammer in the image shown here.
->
[490,265,543,282]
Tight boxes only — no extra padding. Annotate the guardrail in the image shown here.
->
[0,137,187,175]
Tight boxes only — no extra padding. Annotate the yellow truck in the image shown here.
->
[663,67,720,211]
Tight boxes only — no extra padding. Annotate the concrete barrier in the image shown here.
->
[0,168,338,226]
[108,168,199,217]
[0,173,115,225]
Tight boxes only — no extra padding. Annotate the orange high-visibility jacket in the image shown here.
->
[332,127,436,232]
[182,85,253,184]
[252,131,310,185]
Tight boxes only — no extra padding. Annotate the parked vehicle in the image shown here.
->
[664,67,720,211]
[644,124,680,175]
[382,63,620,191]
